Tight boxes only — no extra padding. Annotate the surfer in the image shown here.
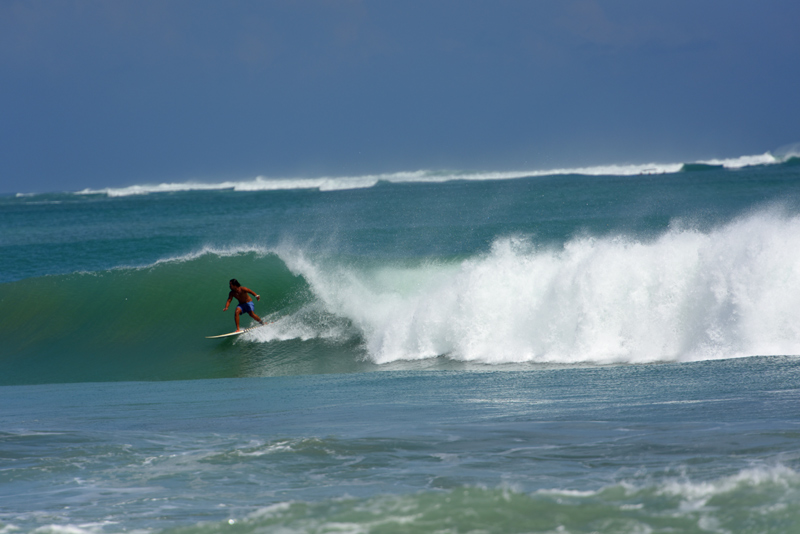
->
[223,279,264,332]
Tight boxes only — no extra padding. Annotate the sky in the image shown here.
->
[1,0,799,194]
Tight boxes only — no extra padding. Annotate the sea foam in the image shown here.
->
[276,209,800,365]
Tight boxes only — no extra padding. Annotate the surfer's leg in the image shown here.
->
[234,307,242,331]
[249,311,263,324]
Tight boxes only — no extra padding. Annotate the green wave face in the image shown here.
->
[0,251,371,385]
[680,162,724,172]
[783,156,800,167]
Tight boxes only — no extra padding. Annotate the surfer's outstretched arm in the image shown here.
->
[242,286,260,301]
[223,292,233,311]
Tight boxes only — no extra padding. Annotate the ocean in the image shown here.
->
[2,152,800,533]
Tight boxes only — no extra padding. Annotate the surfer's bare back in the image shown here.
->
[223,278,264,332]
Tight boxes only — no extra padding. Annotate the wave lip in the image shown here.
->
[695,151,779,168]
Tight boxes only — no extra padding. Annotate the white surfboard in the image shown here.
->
[206,322,270,339]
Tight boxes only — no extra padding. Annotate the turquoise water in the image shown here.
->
[3,361,800,533]
[2,156,800,532]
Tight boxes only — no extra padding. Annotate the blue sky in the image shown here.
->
[1,0,798,193]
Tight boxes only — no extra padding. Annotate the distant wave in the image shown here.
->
[61,151,790,198]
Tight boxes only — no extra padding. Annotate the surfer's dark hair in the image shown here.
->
[230,279,240,287]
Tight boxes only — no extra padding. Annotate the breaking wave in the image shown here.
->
[3,208,800,385]
[278,208,800,365]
